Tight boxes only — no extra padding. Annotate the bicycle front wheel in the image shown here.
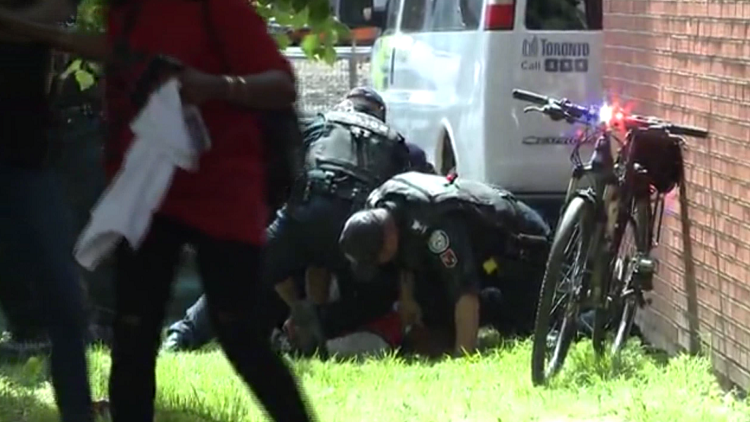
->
[531,196,593,386]
[611,198,651,354]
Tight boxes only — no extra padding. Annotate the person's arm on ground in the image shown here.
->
[423,221,482,356]
[180,0,296,110]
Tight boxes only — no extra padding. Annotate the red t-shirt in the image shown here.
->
[105,0,293,245]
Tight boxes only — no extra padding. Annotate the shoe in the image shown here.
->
[270,328,294,354]
[162,332,190,352]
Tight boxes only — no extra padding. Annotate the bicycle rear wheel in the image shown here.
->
[531,196,593,386]
[611,198,651,354]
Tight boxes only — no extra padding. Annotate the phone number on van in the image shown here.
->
[521,37,589,73]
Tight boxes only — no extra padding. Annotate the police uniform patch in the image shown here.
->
[428,230,450,253]
[440,249,458,268]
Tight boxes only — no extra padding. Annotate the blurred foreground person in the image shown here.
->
[0,50,113,358]
[0,0,94,420]
[0,0,317,421]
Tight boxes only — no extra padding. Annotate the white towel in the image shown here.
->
[74,78,205,271]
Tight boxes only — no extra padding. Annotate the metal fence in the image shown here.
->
[285,46,373,115]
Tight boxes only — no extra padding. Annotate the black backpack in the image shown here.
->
[367,171,549,238]
[304,110,410,188]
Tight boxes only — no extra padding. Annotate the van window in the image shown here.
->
[401,0,429,32]
[337,0,372,28]
[526,0,603,30]
[426,0,482,32]
[459,0,482,29]
[385,0,401,31]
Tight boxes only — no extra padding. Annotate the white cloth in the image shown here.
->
[74,79,201,271]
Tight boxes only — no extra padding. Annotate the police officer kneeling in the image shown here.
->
[339,172,551,355]
[162,90,435,353]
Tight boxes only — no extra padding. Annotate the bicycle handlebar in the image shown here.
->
[512,89,548,105]
[622,114,709,139]
[512,88,710,139]
[512,89,597,122]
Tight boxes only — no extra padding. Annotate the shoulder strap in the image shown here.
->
[323,110,401,141]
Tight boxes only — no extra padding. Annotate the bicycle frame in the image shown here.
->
[558,127,618,310]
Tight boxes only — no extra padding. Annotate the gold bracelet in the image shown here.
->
[235,76,247,96]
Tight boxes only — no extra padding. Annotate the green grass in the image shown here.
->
[0,338,748,422]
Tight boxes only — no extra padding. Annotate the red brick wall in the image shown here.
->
[603,0,750,389]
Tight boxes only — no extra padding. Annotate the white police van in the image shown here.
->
[366,0,604,222]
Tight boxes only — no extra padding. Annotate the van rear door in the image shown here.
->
[484,0,603,194]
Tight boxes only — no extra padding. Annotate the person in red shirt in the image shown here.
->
[0,1,317,421]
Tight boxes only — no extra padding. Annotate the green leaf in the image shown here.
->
[289,7,309,28]
[273,11,295,26]
[272,0,292,11]
[331,19,351,38]
[67,59,82,72]
[291,0,307,13]
[254,5,274,21]
[308,0,331,26]
[300,33,320,57]
[74,69,96,91]
[272,32,292,51]
[321,43,337,65]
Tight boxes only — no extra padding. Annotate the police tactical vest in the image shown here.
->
[367,171,540,236]
[305,110,410,188]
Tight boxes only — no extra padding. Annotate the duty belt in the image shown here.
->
[305,170,370,203]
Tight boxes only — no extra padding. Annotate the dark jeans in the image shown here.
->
[2,110,114,338]
[265,194,358,286]
[0,164,93,422]
[110,215,314,422]
[54,109,115,328]
[166,295,216,348]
